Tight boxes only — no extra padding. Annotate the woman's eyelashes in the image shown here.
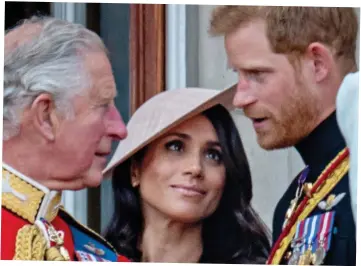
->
[164,139,223,164]
[165,139,184,152]
[205,148,223,164]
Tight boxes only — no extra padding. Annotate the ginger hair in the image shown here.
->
[210,6,358,75]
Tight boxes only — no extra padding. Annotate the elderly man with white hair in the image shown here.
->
[1,16,130,262]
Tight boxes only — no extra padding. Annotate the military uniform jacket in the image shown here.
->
[270,113,355,265]
[1,163,130,262]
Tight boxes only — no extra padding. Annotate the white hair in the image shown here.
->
[3,16,108,140]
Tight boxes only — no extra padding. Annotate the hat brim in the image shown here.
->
[102,84,237,178]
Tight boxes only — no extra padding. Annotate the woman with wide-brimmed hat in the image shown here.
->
[103,86,270,263]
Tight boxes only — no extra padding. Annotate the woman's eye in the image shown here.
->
[165,140,184,152]
[206,149,223,163]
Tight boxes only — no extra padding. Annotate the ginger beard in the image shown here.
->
[250,73,321,150]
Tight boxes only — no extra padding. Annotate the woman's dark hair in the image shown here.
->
[104,104,271,263]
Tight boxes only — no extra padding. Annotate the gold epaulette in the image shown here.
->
[2,163,69,261]
[1,163,62,224]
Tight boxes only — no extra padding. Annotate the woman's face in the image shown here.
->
[132,114,226,223]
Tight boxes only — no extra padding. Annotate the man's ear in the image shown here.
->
[30,93,60,142]
[305,42,333,83]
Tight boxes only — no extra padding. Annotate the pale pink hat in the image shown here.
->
[103,85,237,178]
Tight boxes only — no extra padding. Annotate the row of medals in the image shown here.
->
[283,182,326,265]
[287,241,326,265]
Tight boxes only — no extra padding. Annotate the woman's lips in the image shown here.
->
[170,184,206,196]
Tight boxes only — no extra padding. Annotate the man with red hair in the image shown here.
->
[210,6,358,265]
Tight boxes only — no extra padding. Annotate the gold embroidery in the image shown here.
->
[45,247,68,261]
[2,169,44,223]
[2,165,70,261]
[1,167,62,224]
[13,224,69,261]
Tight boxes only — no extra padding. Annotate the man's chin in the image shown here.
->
[84,177,103,188]
[256,133,292,150]
[81,170,105,188]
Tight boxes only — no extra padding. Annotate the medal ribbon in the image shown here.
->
[294,219,303,246]
[267,148,349,264]
[318,211,335,251]
[312,213,322,253]
[303,214,317,254]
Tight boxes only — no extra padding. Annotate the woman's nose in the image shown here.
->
[183,154,204,179]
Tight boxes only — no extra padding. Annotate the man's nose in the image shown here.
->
[233,78,257,108]
[106,105,128,141]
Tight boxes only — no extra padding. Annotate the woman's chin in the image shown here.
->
[166,209,209,224]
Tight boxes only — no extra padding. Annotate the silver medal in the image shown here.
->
[288,249,301,265]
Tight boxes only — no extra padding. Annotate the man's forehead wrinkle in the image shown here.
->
[5,23,43,54]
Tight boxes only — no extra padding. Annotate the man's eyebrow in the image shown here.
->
[100,87,117,102]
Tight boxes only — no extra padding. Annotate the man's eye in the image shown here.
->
[100,102,111,109]
[248,70,260,76]
[231,68,239,74]
[165,140,184,152]
[246,71,265,81]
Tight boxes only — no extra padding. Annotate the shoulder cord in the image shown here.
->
[13,224,66,261]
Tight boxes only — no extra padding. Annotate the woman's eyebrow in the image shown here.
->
[165,132,221,148]
[165,132,190,140]
[206,141,221,148]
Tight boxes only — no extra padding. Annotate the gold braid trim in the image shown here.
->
[270,153,349,264]
[13,224,67,261]
[45,247,66,261]
[13,225,46,260]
